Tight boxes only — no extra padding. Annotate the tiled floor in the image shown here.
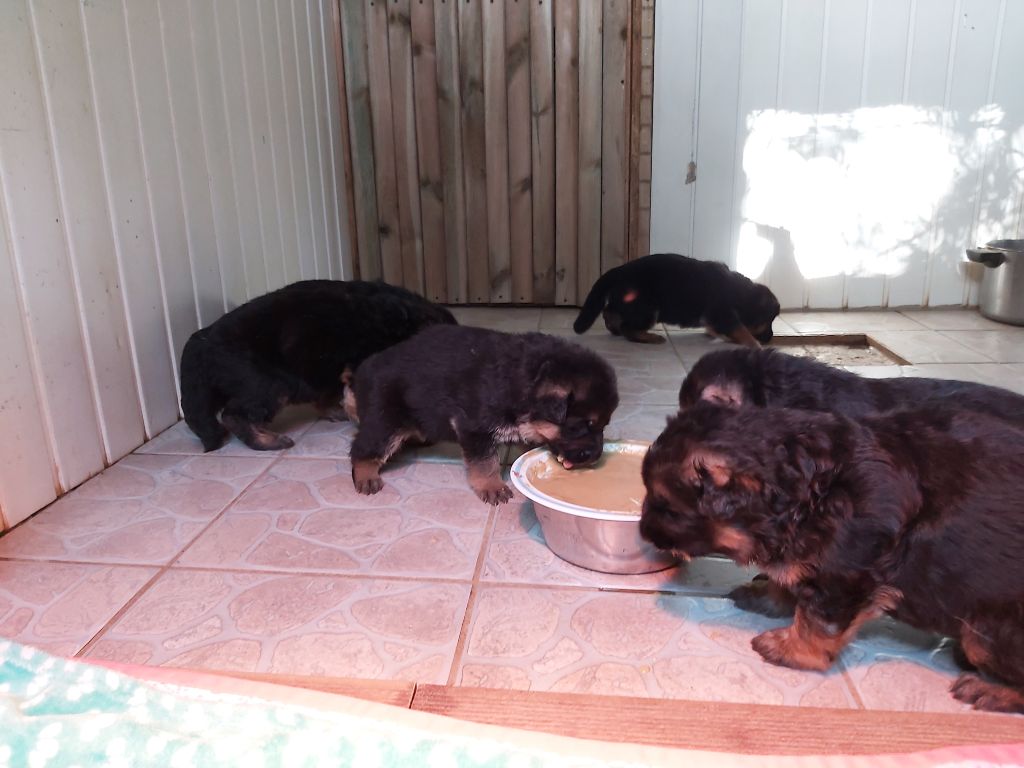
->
[1,307,1023,715]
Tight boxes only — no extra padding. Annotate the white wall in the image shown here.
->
[651,0,1024,309]
[0,0,352,530]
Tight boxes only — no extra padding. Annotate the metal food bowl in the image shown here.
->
[510,440,679,575]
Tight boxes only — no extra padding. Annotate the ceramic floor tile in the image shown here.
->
[84,569,470,683]
[899,309,1009,331]
[137,407,318,456]
[606,403,676,443]
[456,589,856,707]
[0,454,273,565]
[481,503,758,595]
[0,561,156,657]
[539,308,580,330]
[842,619,975,714]
[783,311,926,334]
[450,307,541,331]
[939,329,1024,363]
[179,459,490,579]
[866,330,992,364]
[665,332,729,367]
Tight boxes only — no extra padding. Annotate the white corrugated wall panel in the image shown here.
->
[652,0,1024,309]
[0,0,351,530]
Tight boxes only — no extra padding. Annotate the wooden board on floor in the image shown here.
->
[182,669,416,709]
[410,685,1024,756]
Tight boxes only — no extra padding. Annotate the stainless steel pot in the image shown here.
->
[966,239,1024,326]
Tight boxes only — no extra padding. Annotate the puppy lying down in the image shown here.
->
[641,402,1024,714]
[680,346,1024,426]
[344,326,619,504]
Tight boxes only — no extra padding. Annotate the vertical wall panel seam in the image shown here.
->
[212,0,254,300]
[156,0,205,327]
[78,0,156,439]
[290,0,321,279]
[725,0,746,273]
[186,0,233,311]
[234,0,274,292]
[304,0,333,280]
[0,126,62,495]
[121,0,185,403]
[687,0,704,260]
[319,0,347,279]
[28,0,116,461]
[273,0,305,279]
[963,0,1007,303]
[256,0,291,284]
[922,0,963,307]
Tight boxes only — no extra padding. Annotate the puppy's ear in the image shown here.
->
[700,382,744,408]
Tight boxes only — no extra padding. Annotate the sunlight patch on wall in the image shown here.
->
[738,105,1006,280]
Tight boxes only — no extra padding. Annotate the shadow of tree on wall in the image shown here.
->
[735,103,1023,306]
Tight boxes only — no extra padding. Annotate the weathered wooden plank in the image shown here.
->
[577,0,603,299]
[388,0,426,294]
[600,0,629,275]
[553,0,579,305]
[365,0,403,284]
[339,0,381,280]
[482,0,512,302]
[411,0,448,302]
[459,0,491,303]
[506,0,533,304]
[435,0,468,302]
[530,0,556,303]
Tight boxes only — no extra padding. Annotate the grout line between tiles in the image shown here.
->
[839,661,867,710]
[445,505,498,687]
[73,453,287,659]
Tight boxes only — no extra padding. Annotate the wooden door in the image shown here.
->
[336,0,652,305]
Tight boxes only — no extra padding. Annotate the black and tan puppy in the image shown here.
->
[180,280,455,452]
[640,402,1024,714]
[680,347,1024,618]
[680,346,1024,426]
[345,326,618,504]
[573,253,780,346]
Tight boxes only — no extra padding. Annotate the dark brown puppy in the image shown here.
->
[680,347,1024,424]
[640,402,1024,714]
[180,280,455,452]
[679,347,1024,618]
[346,326,618,504]
[573,254,780,346]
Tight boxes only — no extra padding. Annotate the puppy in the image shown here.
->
[680,347,1024,618]
[345,326,618,504]
[573,253,780,346]
[681,347,1024,425]
[640,402,1024,714]
[180,279,455,452]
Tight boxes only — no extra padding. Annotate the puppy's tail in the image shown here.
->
[179,329,228,452]
[573,271,613,334]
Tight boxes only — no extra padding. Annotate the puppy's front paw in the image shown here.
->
[951,674,1024,714]
[751,627,831,672]
[354,476,383,495]
[352,459,383,495]
[729,576,796,618]
[474,483,513,506]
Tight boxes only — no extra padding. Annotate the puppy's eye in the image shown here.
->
[586,419,596,430]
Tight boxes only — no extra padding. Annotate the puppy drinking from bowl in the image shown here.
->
[344,326,619,504]
[640,401,1024,714]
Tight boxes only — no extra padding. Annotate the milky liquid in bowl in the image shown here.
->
[527,450,646,515]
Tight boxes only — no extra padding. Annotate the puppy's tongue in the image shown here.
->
[562,459,574,469]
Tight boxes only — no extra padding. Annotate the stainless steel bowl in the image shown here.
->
[509,440,678,575]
